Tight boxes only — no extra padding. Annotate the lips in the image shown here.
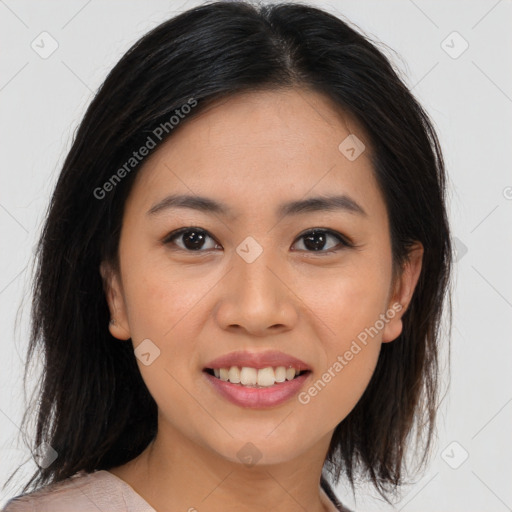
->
[203,349,312,373]
[202,350,313,408]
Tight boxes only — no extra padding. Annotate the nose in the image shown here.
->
[214,248,299,336]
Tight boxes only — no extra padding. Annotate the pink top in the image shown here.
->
[2,470,344,512]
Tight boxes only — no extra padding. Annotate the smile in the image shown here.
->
[203,368,312,408]
[205,366,308,387]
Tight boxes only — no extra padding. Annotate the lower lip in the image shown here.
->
[203,371,311,409]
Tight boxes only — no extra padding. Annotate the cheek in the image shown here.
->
[298,341,381,435]
[298,283,385,430]
[295,261,389,422]
[305,259,391,345]
[121,253,213,340]
[120,255,223,398]
[120,261,212,420]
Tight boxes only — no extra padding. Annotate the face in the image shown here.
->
[101,88,422,466]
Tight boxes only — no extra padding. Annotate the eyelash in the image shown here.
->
[162,227,353,255]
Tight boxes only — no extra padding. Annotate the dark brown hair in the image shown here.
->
[5,0,452,506]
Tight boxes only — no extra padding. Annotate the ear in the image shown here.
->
[99,261,131,340]
[382,242,423,343]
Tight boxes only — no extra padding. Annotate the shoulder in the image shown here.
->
[1,470,139,512]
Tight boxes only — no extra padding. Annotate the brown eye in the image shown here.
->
[164,227,220,251]
[292,229,352,254]
[163,227,352,254]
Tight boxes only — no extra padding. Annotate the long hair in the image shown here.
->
[5,1,452,505]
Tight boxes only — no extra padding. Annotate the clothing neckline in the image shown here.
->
[98,470,156,511]
[100,469,341,512]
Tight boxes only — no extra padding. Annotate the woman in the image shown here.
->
[2,1,452,511]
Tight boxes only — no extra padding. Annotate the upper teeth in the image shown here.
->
[213,366,300,387]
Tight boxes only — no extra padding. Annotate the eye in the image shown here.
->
[163,227,352,254]
[291,229,352,254]
[163,227,220,251]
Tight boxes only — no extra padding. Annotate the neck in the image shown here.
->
[111,421,335,512]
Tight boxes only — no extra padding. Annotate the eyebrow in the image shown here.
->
[146,193,367,218]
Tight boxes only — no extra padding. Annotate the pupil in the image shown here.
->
[183,230,205,250]
[304,231,326,251]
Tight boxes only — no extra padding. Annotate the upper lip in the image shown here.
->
[204,350,312,372]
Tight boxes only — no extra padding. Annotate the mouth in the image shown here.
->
[201,350,313,408]
[202,366,312,409]
[203,367,312,389]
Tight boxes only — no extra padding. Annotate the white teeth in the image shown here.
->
[210,366,302,387]
[285,367,296,381]
[274,366,286,382]
[240,367,258,386]
[257,367,275,387]
[228,366,241,383]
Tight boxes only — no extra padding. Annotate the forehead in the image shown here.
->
[126,88,385,222]
[161,88,373,165]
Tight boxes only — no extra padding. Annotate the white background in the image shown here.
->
[1,1,511,510]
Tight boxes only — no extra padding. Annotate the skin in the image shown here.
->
[100,88,423,512]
